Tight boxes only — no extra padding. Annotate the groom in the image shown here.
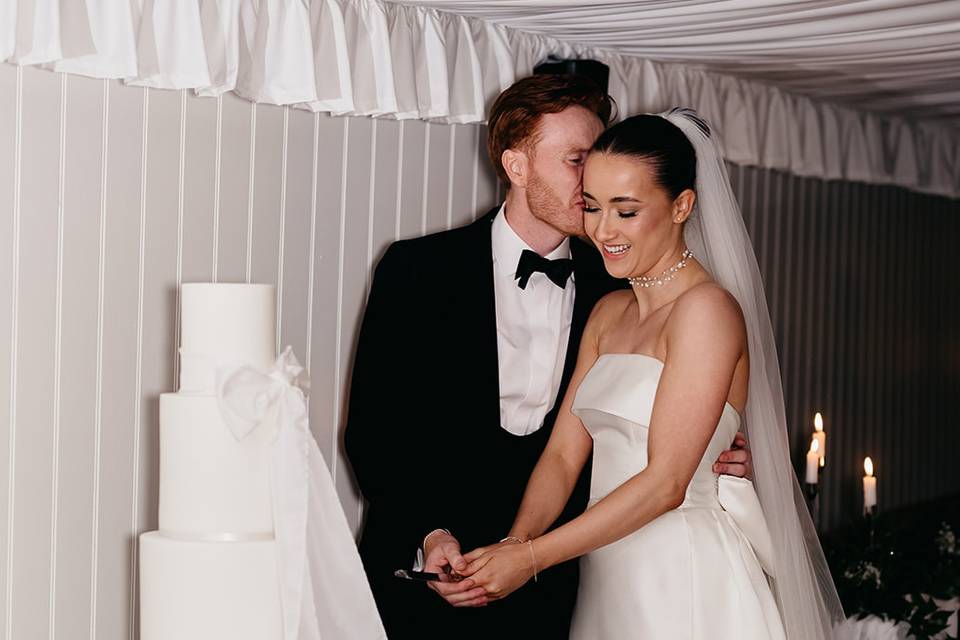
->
[344,74,751,639]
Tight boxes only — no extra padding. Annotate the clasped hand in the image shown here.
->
[422,432,751,608]
[422,533,534,608]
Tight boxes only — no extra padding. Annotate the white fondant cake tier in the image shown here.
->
[179,283,276,394]
[158,393,275,535]
[139,531,282,640]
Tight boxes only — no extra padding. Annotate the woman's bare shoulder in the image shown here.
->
[668,282,746,349]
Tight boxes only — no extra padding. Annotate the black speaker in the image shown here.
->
[533,56,610,94]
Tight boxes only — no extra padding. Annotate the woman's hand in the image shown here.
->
[462,539,520,564]
[462,540,536,601]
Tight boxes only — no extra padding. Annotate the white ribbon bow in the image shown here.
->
[217,346,312,640]
[216,347,387,640]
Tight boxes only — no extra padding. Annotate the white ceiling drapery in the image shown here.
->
[394,0,960,126]
[2,0,958,198]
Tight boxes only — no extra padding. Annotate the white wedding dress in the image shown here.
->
[569,353,786,640]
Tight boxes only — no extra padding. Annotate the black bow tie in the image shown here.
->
[515,249,573,290]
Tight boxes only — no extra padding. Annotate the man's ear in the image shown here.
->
[501,148,529,189]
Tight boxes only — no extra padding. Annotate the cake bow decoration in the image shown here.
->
[217,346,386,640]
[216,346,310,442]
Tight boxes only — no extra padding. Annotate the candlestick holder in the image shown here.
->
[804,482,820,531]
[863,504,877,547]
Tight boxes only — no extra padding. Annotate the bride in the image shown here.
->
[460,110,846,639]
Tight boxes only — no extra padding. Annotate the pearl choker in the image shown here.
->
[627,249,694,288]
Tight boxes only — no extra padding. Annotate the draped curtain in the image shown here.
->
[2,0,958,198]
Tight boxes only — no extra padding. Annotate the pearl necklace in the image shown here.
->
[627,249,694,288]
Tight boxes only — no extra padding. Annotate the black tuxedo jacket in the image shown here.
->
[344,208,622,639]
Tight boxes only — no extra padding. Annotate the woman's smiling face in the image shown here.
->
[582,152,694,280]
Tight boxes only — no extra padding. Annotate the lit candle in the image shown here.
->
[805,438,820,484]
[863,457,877,511]
[813,413,826,467]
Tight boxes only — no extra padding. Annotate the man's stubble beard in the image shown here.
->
[525,169,584,238]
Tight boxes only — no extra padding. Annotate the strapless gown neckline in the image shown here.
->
[591,351,743,420]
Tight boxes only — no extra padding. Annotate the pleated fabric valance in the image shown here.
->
[2,0,958,198]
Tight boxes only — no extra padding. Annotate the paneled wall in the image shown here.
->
[1,64,958,639]
[0,65,498,640]
[732,164,960,531]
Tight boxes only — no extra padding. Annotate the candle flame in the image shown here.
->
[864,456,874,477]
[814,412,824,432]
[810,438,820,454]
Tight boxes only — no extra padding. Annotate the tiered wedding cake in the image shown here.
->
[140,284,283,640]
[141,283,385,640]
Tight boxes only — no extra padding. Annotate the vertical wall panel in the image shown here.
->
[128,86,152,640]
[137,86,182,547]
[181,92,217,283]
[278,108,315,362]
[879,187,896,507]
[0,62,18,640]
[333,116,374,533]
[249,104,284,286]
[886,188,902,509]
[215,95,252,283]
[397,120,426,240]
[424,123,451,234]
[769,172,786,339]
[821,177,842,515]
[10,66,60,640]
[839,181,860,513]
[95,78,145,640]
[787,175,806,448]
[369,119,400,258]
[863,185,882,502]
[804,180,824,467]
[474,127,498,215]
[308,113,345,470]
[52,73,104,640]
[450,124,479,229]
[792,177,811,460]
[757,170,774,312]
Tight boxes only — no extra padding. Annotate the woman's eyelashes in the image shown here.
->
[581,206,638,218]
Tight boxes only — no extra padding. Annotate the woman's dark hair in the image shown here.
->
[591,114,697,199]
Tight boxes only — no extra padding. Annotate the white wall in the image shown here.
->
[0,63,499,640]
[4,62,958,640]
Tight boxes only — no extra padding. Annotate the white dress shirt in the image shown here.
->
[492,206,575,436]
[413,207,577,567]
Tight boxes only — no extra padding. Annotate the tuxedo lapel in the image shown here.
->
[457,209,501,427]
[560,237,607,385]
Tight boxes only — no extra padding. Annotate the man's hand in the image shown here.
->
[713,430,752,480]
[423,531,489,607]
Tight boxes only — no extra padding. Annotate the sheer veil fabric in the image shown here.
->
[662,109,848,639]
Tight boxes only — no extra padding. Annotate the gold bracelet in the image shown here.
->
[527,540,538,583]
[499,536,524,545]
